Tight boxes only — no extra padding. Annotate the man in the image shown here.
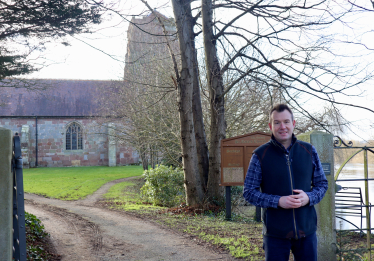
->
[243,104,328,261]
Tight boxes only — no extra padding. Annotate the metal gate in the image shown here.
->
[334,136,374,260]
[12,133,26,261]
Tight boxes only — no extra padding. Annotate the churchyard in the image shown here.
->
[22,165,264,260]
[19,165,372,260]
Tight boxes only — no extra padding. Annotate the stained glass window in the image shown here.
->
[66,122,83,150]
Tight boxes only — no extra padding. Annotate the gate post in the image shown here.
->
[0,127,13,261]
[298,130,336,261]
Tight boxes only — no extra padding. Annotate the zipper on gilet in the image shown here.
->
[286,154,298,240]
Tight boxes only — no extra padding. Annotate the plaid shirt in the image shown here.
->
[243,137,328,209]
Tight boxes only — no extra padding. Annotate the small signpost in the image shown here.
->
[321,163,331,175]
[220,132,271,220]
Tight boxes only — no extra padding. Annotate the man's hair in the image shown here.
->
[269,104,294,123]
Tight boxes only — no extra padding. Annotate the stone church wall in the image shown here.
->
[0,118,139,168]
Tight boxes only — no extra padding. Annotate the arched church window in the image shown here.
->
[66,122,83,150]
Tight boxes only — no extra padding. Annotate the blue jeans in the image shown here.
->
[263,232,317,261]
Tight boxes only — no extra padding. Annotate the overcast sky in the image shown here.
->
[25,0,173,81]
[24,15,128,80]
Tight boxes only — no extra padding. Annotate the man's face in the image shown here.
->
[268,110,295,146]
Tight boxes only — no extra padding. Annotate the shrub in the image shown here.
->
[25,212,49,260]
[26,212,48,239]
[141,165,185,207]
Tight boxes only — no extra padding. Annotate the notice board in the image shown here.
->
[220,132,271,186]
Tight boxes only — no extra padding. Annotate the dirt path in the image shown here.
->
[25,178,233,261]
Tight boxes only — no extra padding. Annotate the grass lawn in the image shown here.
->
[23,165,143,200]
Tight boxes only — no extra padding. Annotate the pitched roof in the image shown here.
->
[0,79,123,117]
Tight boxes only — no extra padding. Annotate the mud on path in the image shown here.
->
[25,177,233,261]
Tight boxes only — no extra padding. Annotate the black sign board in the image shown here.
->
[321,163,331,176]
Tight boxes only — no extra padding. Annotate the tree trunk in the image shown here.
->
[201,0,226,201]
[192,38,210,191]
[150,145,156,169]
[140,145,148,171]
[171,0,204,206]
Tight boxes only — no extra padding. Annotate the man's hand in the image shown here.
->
[278,189,310,209]
[293,189,310,207]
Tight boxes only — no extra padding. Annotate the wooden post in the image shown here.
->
[255,206,261,222]
[0,127,13,261]
[225,186,231,220]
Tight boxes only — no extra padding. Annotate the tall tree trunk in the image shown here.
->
[140,145,148,170]
[201,0,226,201]
[171,0,204,206]
[192,39,210,191]
[150,145,156,169]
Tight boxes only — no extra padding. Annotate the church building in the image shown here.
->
[0,79,139,168]
[0,11,177,169]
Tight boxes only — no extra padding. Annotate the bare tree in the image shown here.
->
[193,0,374,201]
[92,0,374,206]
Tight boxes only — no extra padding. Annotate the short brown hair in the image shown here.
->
[269,104,294,123]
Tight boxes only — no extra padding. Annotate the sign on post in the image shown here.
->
[220,132,271,186]
[220,132,271,220]
[321,163,331,175]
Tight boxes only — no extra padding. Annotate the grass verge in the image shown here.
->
[23,165,143,200]
[102,181,164,211]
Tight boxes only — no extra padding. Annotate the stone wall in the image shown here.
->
[0,118,139,167]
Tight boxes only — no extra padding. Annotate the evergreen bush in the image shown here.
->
[141,165,185,207]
